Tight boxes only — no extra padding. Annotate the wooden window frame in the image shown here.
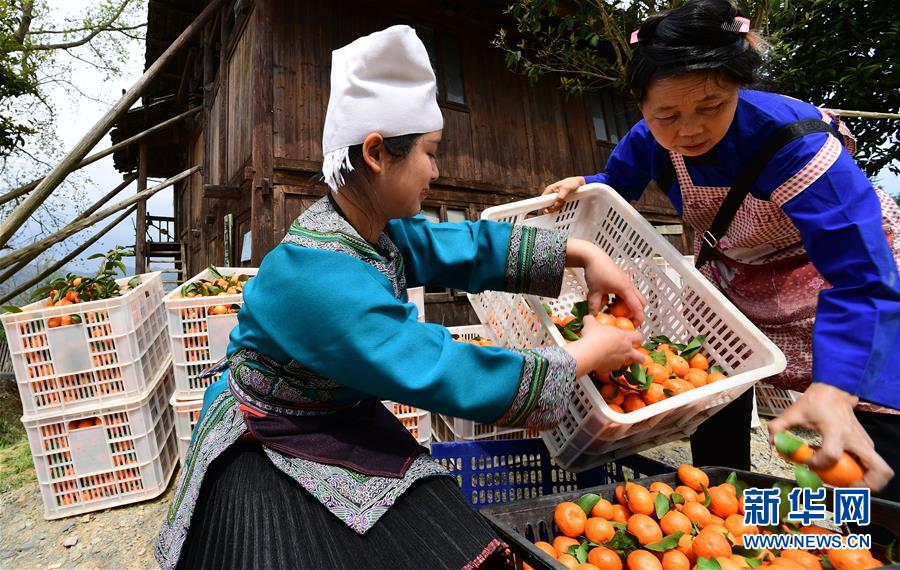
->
[589,88,638,145]
[413,24,469,113]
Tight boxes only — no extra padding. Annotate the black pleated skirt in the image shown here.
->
[177,439,512,569]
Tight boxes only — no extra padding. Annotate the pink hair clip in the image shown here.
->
[629,29,640,44]
[722,16,751,33]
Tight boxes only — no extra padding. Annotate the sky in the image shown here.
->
[10,0,168,276]
[7,0,900,279]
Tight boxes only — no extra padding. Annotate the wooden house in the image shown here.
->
[111,0,687,325]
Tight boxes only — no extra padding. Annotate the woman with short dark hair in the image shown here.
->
[544,0,900,496]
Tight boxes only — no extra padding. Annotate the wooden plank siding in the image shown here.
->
[169,0,686,322]
[226,17,255,179]
[269,0,602,200]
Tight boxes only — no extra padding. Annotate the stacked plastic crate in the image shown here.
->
[382,286,432,446]
[166,276,435,456]
[431,325,540,443]
[164,267,257,462]
[0,272,175,519]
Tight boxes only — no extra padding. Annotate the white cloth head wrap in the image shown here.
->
[321,25,444,191]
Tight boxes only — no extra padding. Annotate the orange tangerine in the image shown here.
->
[677,464,710,491]
[627,514,663,545]
[585,517,616,544]
[591,498,615,519]
[554,502,587,538]
[588,547,622,570]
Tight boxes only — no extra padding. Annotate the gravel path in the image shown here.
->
[0,476,174,569]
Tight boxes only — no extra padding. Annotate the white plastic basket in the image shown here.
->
[432,325,540,442]
[2,273,168,416]
[163,267,258,399]
[755,382,801,417]
[171,395,203,463]
[383,401,431,445]
[21,361,177,519]
[470,184,786,471]
[408,286,426,322]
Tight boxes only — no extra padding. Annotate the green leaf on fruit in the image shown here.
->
[576,493,602,516]
[655,492,670,519]
[794,464,824,490]
[697,557,722,570]
[679,335,706,360]
[645,531,683,552]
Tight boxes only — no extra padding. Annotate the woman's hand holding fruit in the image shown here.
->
[566,238,645,321]
[565,315,645,378]
[769,382,893,492]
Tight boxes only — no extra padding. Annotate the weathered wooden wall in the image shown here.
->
[178,0,683,323]
[269,0,602,200]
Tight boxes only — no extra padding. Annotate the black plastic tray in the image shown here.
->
[480,467,900,570]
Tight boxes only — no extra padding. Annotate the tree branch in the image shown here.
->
[30,22,146,35]
[60,47,120,74]
[14,0,35,45]
[12,0,132,52]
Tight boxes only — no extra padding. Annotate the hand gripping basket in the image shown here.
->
[469,184,786,472]
[163,267,258,399]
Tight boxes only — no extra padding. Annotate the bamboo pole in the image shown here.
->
[822,109,900,120]
[0,0,224,249]
[0,173,137,287]
[0,107,200,208]
[0,166,198,271]
[0,206,137,306]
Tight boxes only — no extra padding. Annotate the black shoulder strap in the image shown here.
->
[655,145,676,197]
[694,118,834,268]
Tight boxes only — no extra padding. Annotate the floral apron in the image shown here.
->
[672,115,900,414]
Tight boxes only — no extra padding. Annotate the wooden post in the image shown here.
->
[0,0,225,249]
[250,0,275,265]
[0,166,199,271]
[0,108,200,208]
[135,143,149,274]
[0,206,137,306]
[0,173,137,287]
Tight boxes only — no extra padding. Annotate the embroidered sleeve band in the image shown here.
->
[505,225,568,297]
[493,346,576,430]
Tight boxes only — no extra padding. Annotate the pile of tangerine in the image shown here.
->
[527,463,884,570]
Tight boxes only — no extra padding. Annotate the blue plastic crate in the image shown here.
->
[429,438,673,508]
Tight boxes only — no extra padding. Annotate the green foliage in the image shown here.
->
[493,0,650,94]
[766,0,899,176]
[0,439,33,494]
[496,0,898,176]
[0,0,145,158]
[0,0,42,156]
[29,245,134,304]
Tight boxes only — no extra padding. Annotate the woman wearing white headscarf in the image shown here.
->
[156,25,645,569]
